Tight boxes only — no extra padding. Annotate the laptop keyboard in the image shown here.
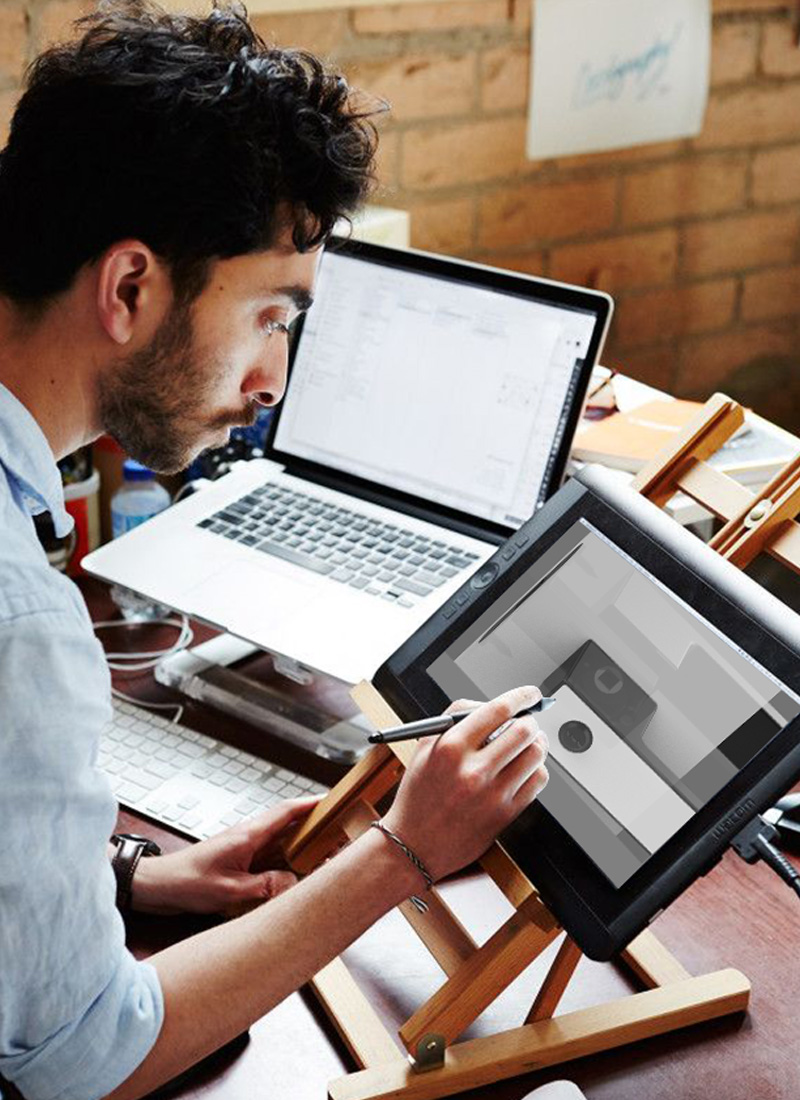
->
[99,698,327,841]
[196,483,480,606]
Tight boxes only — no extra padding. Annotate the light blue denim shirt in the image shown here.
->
[0,383,163,1100]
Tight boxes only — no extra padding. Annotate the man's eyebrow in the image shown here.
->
[270,285,315,312]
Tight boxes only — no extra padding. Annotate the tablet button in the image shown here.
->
[514,533,530,548]
[442,604,457,619]
[471,562,500,589]
[456,592,469,605]
[502,547,516,561]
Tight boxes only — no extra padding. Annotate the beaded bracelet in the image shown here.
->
[371,820,433,913]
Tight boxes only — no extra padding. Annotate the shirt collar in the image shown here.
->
[0,382,73,537]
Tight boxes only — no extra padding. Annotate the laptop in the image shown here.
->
[83,238,612,684]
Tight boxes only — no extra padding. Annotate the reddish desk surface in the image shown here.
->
[83,578,800,1100]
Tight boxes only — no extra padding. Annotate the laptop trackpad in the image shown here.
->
[182,562,319,635]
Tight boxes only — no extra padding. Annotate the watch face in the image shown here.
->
[113,833,162,856]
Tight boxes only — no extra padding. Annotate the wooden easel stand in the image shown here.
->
[632,392,800,573]
[283,393,800,1100]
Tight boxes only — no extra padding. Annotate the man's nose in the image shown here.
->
[244,342,289,408]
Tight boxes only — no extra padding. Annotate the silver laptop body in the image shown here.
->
[84,239,612,684]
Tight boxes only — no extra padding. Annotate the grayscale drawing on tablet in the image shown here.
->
[429,519,800,886]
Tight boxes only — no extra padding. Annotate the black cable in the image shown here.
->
[731,814,800,899]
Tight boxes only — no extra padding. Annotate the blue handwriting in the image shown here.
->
[571,23,683,109]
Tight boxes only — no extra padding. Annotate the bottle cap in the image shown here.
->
[122,458,156,482]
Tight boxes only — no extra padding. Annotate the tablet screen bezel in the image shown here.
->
[373,470,800,958]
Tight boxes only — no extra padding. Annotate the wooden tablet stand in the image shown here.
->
[631,391,800,574]
[283,391,800,1100]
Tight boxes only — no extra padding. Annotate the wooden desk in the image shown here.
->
[84,579,800,1100]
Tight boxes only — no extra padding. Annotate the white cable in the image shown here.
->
[94,614,194,673]
[110,685,184,724]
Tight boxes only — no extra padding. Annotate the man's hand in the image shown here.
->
[130,796,320,915]
[381,685,549,883]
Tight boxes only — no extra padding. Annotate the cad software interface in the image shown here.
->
[274,251,599,528]
[428,520,800,886]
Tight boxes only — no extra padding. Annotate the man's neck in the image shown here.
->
[0,292,102,460]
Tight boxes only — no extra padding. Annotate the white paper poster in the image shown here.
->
[527,0,710,160]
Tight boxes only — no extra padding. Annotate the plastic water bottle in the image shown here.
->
[111,459,171,537]
[110,459,171,619]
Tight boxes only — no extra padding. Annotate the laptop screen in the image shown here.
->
[272,242,609,531]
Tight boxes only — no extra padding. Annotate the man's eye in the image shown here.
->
[261,317,290,336]
[260,310,304,340]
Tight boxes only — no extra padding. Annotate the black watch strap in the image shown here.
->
[110,833,161,912]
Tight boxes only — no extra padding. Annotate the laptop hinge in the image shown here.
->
[278,462,508,547]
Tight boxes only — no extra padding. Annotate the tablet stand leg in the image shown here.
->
[525,935,582,1023]
[327,969,749,1100]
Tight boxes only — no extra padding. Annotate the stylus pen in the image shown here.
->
[368,697,557,744]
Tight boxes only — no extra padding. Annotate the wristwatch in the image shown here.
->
[110,833,162,912]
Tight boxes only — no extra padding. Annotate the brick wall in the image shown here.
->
[3,0,800,425]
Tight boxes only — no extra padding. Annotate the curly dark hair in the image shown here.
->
[0,0,383,308]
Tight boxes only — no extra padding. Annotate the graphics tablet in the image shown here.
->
[373,465,800,959]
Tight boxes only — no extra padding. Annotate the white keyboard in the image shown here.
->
[99,698,327,840]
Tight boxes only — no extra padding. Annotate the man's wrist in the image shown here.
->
[360,822,429,905]
[129,851,166,911]
[371,820,433,886]
[127,850,189,915]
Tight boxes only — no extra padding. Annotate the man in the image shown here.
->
[0,4,549,1099]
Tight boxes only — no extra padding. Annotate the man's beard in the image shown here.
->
[96,300,257,474]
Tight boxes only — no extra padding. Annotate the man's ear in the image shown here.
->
[96,241,170,346]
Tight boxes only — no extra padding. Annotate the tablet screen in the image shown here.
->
[428,519,800,887]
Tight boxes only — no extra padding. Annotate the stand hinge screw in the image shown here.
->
[745,499,772,528]
[412,1032,446,1072]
